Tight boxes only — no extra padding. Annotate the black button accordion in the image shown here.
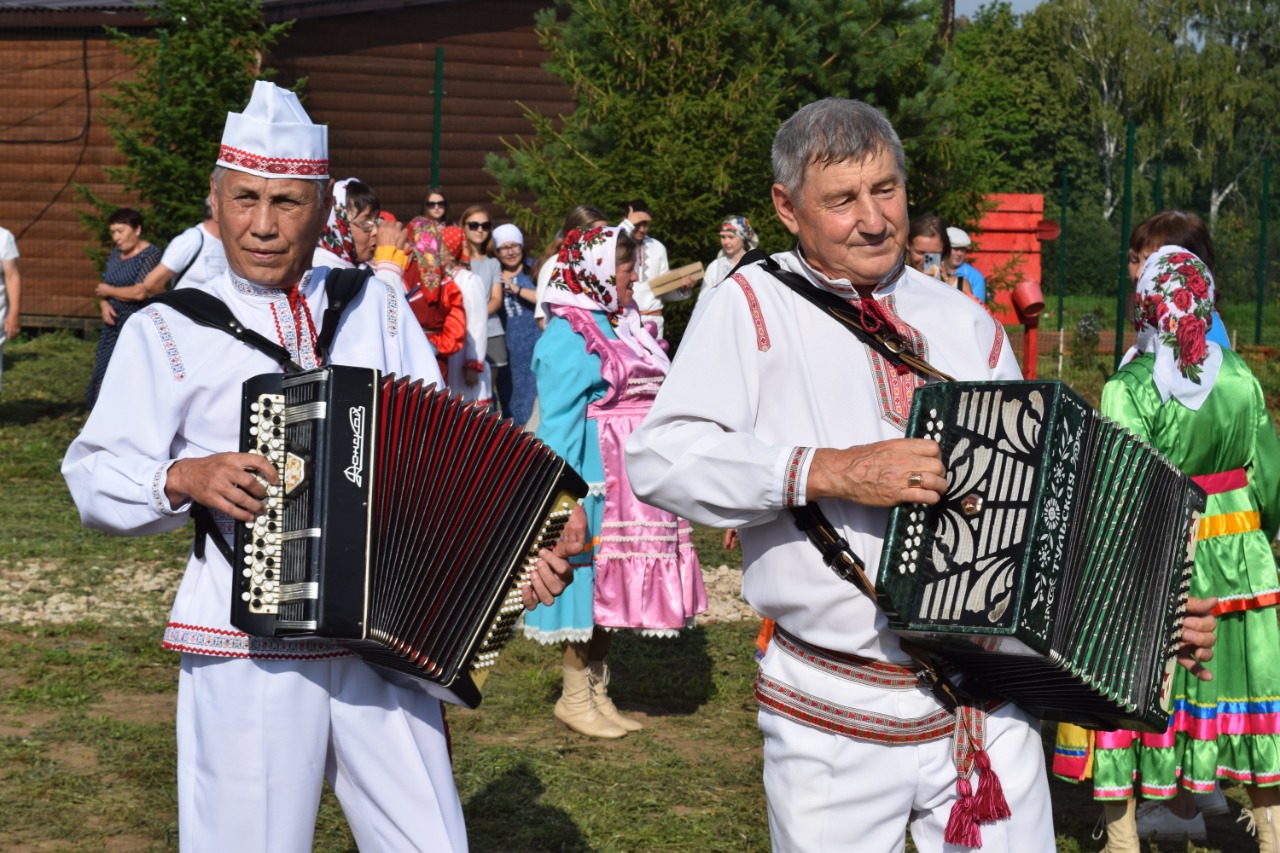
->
[232,365,587,709]
[877,381,1205,732]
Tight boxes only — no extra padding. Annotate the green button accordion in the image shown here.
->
[877,381,1205,733]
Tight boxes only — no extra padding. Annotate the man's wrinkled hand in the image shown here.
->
[165,452,279,522]
[807,439,947,507]
[1177,596,1217,682]
[522,504,585,609]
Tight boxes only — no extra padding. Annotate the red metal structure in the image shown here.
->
[967,193,1050,378]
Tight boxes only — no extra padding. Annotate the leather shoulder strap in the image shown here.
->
[145,290,301,371]
[744,253,954,383]
[316,267,373,364]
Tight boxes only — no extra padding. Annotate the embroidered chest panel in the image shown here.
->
[864,294,928,431]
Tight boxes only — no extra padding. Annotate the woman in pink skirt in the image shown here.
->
[523,225,706,738]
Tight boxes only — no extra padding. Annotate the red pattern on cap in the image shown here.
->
[217,145,328,177]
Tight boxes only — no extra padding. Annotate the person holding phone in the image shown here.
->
[907,214,972,296]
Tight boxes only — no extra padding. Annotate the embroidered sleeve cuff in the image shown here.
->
[464,360,485,372]
[373,246,408,270]
[152,460,191,516]
[782,447,814,507]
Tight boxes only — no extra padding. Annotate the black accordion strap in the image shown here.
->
[730,249,956,384]
[146,289,307,562]
[190,503,236,564]
[790,503,966,711]
[725,250,966,707]
[146,290,302,372]
[315,267,373,365]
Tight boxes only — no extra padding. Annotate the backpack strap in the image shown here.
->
[315,267,373,365]
[146,289,301,371]
[169,228,204,289]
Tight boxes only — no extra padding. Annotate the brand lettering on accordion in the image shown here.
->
[344,406,366,487]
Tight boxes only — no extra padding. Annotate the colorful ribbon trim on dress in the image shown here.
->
[1198,510,1260,541]
[1095,697,1280,747]
[1191,467,1247,495]
[1213,589,1280,615]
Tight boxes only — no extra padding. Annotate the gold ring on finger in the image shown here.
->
[908,472,923,489]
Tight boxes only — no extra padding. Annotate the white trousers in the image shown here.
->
[757,642,1055,853]
[177,653,467,853]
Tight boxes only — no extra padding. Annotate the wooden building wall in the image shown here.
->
[272,1,575,224]
[0,30,137,325]
[0,0,573,325]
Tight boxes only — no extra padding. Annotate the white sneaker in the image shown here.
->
[1196,785,1230,817]
[1136,801,1208,841]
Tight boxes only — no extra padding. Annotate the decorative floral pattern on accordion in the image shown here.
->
[876,380,1202,731]
[885,379,1095,645]
[887,385,1083,646]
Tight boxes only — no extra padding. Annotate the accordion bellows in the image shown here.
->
[233,366,586,709]
[877,381,1205,732]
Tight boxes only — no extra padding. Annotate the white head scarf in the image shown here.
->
[1119,245,1223,410]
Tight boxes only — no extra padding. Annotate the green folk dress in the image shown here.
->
[1085,348,1280,799]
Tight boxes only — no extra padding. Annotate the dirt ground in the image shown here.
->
[0,559,755,627]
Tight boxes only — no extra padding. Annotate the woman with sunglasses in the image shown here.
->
[313,178,409,292]
[441,224,493,408]
[421,188,448,224]
[458,205,505,413]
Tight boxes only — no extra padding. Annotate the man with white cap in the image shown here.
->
[63,81,576,852]
[945,225,987,303]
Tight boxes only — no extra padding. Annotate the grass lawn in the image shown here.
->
[1,328,1276,852]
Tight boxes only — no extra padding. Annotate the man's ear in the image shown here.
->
[772,183,800,236]
[208,176,220,220]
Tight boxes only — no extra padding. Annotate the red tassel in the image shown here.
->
[973,750,1011,822]
[944,777,982,847]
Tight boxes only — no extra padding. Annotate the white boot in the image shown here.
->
[587,660,644,732]
[554,665,627,739]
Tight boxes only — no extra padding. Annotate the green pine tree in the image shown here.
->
[78,0,297,269]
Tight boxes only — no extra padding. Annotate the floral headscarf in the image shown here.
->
[542,226,669,365]
[406,216,451,291]
[545,227,624,318]
[441,225,468,272]
[719,215,759,251]
[1119,244,1223,410]
[317,177,360,266]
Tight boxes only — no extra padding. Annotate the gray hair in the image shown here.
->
[772,99,906,201]
[210,165,329,202]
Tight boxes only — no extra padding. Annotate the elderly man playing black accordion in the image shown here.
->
[626,97,1217,853]
[63,82,579,852]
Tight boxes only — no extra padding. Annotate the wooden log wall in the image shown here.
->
[0,0,573,324]
[271,0,575,226]
[0,31,138,324]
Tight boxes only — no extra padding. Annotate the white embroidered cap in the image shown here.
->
[217,80,329,179]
